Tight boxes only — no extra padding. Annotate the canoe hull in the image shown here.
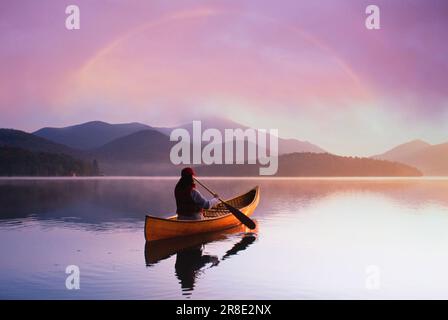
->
[145,223,257,266]
[145,186,259,241]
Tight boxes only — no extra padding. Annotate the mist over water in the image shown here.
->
[0,178,447,299]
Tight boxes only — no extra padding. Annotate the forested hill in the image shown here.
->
[196,152,423,177]
[0,147,99,176]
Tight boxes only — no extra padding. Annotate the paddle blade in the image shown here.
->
[223,203,256,230]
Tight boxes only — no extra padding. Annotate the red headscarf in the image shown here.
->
[181,167,195,178]
[179,167,196,191]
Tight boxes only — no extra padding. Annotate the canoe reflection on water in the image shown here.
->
[144,223,258,295]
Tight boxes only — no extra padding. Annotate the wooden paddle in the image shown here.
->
[193,177,256,230]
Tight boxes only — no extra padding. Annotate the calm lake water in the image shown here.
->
[1,177,448,299]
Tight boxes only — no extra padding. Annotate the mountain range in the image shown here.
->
[0,129,80,157]
[2,118,445,176]
[169,117,326,154]
[5,118,328,175]
[33,121,153,150]
[34,117,325,155]
[373,139,448,175]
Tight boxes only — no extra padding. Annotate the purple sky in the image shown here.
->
[1,0,447,155]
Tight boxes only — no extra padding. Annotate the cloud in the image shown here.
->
[0,0,447,154]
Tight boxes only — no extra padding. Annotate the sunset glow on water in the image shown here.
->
[1,178,448,299]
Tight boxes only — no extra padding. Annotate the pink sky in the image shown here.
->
[1,0,447,156]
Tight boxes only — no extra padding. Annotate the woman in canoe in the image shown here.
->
[175,167,220,220]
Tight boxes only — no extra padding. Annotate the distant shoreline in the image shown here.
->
[0,176,447,180]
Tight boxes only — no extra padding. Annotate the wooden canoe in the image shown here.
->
[145,223,258,266]
[145,186,260,241]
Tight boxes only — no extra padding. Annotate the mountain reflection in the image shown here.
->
[1,178,447,231]
[144,225,257,296]
[0,179,179,229]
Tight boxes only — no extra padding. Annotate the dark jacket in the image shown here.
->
[175,184,203,216]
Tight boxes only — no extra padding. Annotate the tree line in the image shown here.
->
[0,147,100,176]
